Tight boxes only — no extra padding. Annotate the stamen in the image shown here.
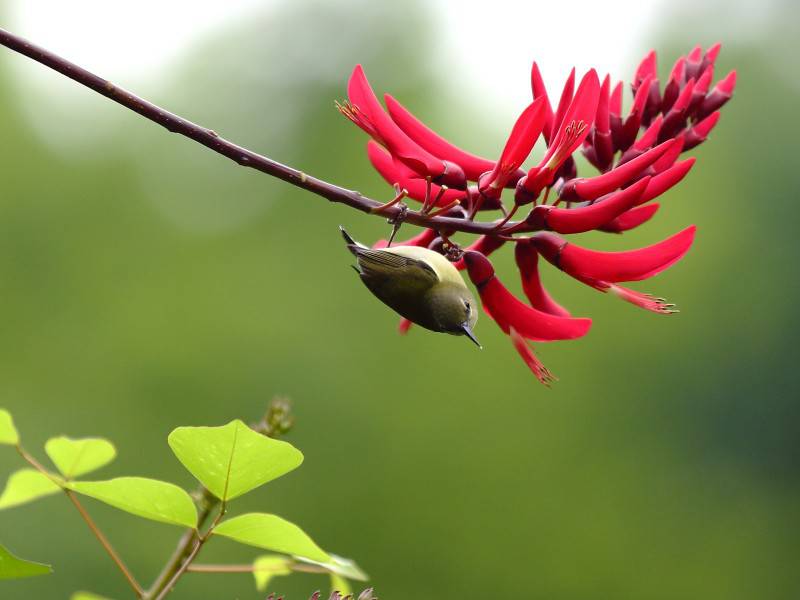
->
[426,199,461,218]
[370,188,408,214]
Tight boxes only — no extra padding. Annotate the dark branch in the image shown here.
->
[0,26,526,237]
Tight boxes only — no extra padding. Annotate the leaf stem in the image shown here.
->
[65,490,145,597]
[152,502,226,600]
[15,445,144,598]
[0,26,531,238]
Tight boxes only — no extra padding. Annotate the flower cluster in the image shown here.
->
[339,45,735,385]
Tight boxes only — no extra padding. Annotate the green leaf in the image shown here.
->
[298,553,369,581]
[330,573,352,596]
[0,543,52,579]
[70,592,113,600]
[168,419,303,501]
[213,513,329,562]
[0,469,62,510]
[68,477,197,528]
[45,436,116,479]
[0,409,19,445]
[252,554,292,592]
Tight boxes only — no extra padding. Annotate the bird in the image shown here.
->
[340,226,480,347]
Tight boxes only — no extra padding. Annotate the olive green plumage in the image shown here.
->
[340,226,480,347]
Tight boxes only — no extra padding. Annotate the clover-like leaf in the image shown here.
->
[68,477,197,528]
[213,513,329,562]
[168,420,303,501]
[0,543,51,579]
[298,553,369,582]
[0,409,19,445]
[252,554,292,592]
[45,436,116,479]
[0,469,62,510]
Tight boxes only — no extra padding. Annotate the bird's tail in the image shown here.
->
[339,225,363,255]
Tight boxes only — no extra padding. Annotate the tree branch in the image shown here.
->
[0,26,526,237]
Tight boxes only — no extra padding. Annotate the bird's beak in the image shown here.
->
[461,324,482,349]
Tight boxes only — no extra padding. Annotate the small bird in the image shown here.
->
[340,226,480,347]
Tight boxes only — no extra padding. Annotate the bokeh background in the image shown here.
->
[1,0,798,598]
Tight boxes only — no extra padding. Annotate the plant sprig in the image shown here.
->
[0,402,367,599]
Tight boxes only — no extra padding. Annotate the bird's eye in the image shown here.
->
[464,300,471,313]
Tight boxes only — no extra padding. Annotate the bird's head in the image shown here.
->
[430,282,481,348]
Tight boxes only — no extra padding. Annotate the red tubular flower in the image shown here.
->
[383,94,500,182]
[530,62,556,144]
[514,242,571,317]
[533,226,696,283]
[636,158,695,205]
[593,75,614,169]
[551,68,576,143]
[517,69,600,202]
[340,45,734,384]
[617,74,654,150]
[559,139,674,201]
[463,251,591,341]
[343,65,466,188]
[526,176,651,234]
[478,97,547,199]
[366,141,465,206]
[685,111,721,150]
[698,70,737,119]
[651,133,684,173]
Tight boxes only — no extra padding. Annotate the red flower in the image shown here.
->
[340,45,735,384]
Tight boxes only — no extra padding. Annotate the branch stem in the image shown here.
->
[0,26,531,237]
[65,490,145,598]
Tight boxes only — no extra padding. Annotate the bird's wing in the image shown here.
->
[353,247,439,289]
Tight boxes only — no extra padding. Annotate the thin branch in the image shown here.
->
[15,445,144,598]
[0,26,532,237]
[65,490,145,598]
[152,502,226,600]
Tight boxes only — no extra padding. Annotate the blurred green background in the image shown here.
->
[1,0,798,598]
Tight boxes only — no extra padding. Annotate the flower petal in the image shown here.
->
[514,243,571,317]
[463,252,591,341]
[530,62,556,144]
[347,65,464,186]
[600,203,660,233]
[636,158,695,205]
[560,139,675,201]
[531,177,651,234]
[366,142,465,205]
[384,94,496,181]
[481,97,547,191]
[550,67,576,143]
[533,225,696,283]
